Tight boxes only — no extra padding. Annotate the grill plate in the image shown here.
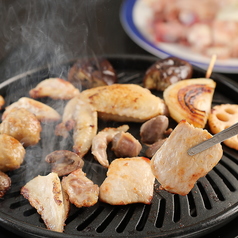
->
[0,55,238,238]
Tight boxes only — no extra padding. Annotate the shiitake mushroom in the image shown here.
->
[143,56,193,91]
[68,58,117,89]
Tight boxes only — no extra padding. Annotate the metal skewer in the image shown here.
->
[188,122,238,156]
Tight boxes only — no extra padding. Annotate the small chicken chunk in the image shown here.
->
[81,84,168,122]
[45,150,84,177]
[0,134,25,172]
[91,125,129,168]
[2,97,61,122]
[99,157,155,205]
[0,171,11,198]
[0,108,42,147]
[62,168,99,208]
[29,78,80,100]
[151,120,223,196]
[111,132,142,157]
[21,172,70,232]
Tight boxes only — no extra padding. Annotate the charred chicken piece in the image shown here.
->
[143,57,193,91]
[111,132,142,157]
[91,125,129,168]
[0,134,25,172]
[68,58,117,89]
[62,168,99,208]
[0,108,42,147]
[21,172,70,233]
[2,97,61,122]
[99,157,155,205]
[140,115,169,144]
[45,150,84,177]
[29,78,80,100]
[151,120,223,196]
[0,171,11,198]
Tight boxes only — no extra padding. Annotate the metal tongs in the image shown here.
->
[188,122,238,156]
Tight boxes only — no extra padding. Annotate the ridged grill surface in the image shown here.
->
[0,56,238,238]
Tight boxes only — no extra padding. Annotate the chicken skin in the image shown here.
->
[0,108,42,147]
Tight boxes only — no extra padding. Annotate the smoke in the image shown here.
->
[0,0,105,80]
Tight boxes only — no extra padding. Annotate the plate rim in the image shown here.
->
[120,0,238,73]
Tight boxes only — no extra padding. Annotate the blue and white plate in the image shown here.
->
[120,0,238,73]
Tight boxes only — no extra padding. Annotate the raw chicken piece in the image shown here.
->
[0,108,42,147]
[29,78,80,100]
[2,97,61,122]
[0,134,25,172]
[91,125,129,168]
[111,132,142,157]
[80,84,167,122]
[151,120,223,195]
[55,96,97,157]
[45,150,84,177]
[99,157,155,205]
[62,168,99,208]
[21,172,70,232]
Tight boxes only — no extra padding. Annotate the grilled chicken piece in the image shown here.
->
[21,172,70,232]
[0,108,42,147]
[0,134,25,172]
[29,78,80,100]
[0,95,5,109]
[111,132,142,157]
[151,120,223,195]
[99,157,155,205]
[0,171,11,198]
[55,96,97,157]
[163,78,216,128]
[45,150,84,177]
[62,168,99,208]
[2,97,61,122]
[140,115,169,144]
[80,84,168,122]
[145,138,167,158]
[91,125,129,168]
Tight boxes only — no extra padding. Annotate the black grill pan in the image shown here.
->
[0,55,238,238]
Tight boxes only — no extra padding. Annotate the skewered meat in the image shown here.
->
[143,57,193,91]
[2,97,61,122]
[0,95,4,109]
[0,108,42,147]
[21,172,70,232]
[62,168,99,208]
[163,78,216,128]
[29,78,80,100]
[140,115,169,144]
[91,125,129,168]
[111,132,142,157]
[45,150,84,177]
[99,157,155,205]
[81,84,168,122]
[0,171,11,198]
[0,134,25,172]
[55,96,97,157]
[68,58,117,89]
[151,120,223,195]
